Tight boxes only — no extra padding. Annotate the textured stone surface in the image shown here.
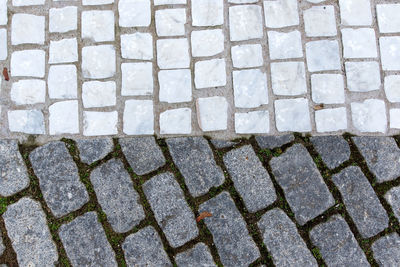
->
[352,137,400,182]
[306,40,341,72]
[271,61,307,96]
[175,243,216,267]
[143,172,198,247]
[233,69,268,108]
[3,198,58,266]
[315,108,348,133]
[268,30,303,60]
[311,74,345,104]
[255,134,294,149]
[224,145,276,212]
[199,192,260,266]
[82,45,116,79]
[235,111,269,134]
[211,139,237,149]
[304,5,336,37]
[332,166,389,238]
[311,136,350,169]
[48,65,77,99]
[385,186,400,222]
[229,5,263,41]
[160,108,192,135]
[0,232,4,256]
[82,81,116,108]
[49,100,79,135]
[29,141,89,217]
[377,4,400,33]
[270,144,334,225]
[83,111,118,136]
[258,208,317,266]
[166,137,225,197]
[372,233,400,266]
[310,215,369,266]
[274,98,312,132]
[380,36,400,71]
[59,212,117,266]
[341,28,377,58]
[76,138,113,164]
[123,100,154,135]
[11,50,45,78]
[351,99,387,133]
[158,69,192,103]
[7,110,45,134]
[385,75,400,103]
[119,137,165,175]
[346,61,380,92]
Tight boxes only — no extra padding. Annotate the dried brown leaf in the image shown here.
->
[196,211,212,222]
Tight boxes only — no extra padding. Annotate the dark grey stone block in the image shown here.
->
[3,198,58,266]
[166,137,225,197]
[29,141,89,217]
[223,145,276,212]
[175,243,216,267]
[211,139,237,149]
[59,212,117,267]
[256,135,294,149]
[90,159,145,233]
[0,140,29,197]
[270,144,334,225]
[372,233,400,267]
[143,172,198,248]
[310,215,369,267]
[332,166,389,238]
[119,137,166,175]
[352,137,400,182]
[122,226,172,267]
[199,192,260,267]
[0,231,4,256]
[76,138,113,164]
[310,136,350,169]
[385,186,400,222]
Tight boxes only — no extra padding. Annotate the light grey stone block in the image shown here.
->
[372,233,400,267]
[311,136,350,169]
[76,138,113,164]
[175,243,216,267]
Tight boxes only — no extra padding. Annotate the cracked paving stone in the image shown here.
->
[372,233,400,266]
[310,136,350,169]
[385,186,400,222]
[255,134,294,149]
[122,226,172,266]
[143,172,198,248]
[270,144,334,225]
[59,212,117,266]
[175,243,216,267]
[90,159,145,233]
[119,137,165,175]
[76,138,114,165]
[223,145,276,212]
[166,137,225,197]
[3,198,58,266]
[199,192,260,267]
[29,141,89,218]
[352,137,400,182]
[258,208,317,267]
[0,140,29,197]
[310,215,369,266]
[332,166,389,238]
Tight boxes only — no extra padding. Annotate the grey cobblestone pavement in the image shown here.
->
[1,134,400,266]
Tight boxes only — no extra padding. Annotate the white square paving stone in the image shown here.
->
[0,0,6,25]
[82,81,116,108]
[49,101,79,135]
[306,40,341,72]
[268,30,303,60]
[390,109,400,129]
[195,59,226,89]
[11,14,45,45]
[345,61,380,92]
[156,9,186,37]
[377,4,400,33]
[341,28,377,58]
[83,111,118,136]
[121,33,153,60]
[11,50,45,78]
[49,38,78,64]
[12,0,44,6]
[303,6,337,37]
[263,0,299,28]
[231,44,263,68]
[235,111,269,134]
[157,38,190,69]
[158,69,192,103]
[48,65,77,99]
[123,100,154,135]
[119,0,150,27]
[82,10,114,42]
[315,108,347,133]
[233,69,268,108]
[196,96,228,132]
[380,37,400,71]
[271,61,307,96]
[49,6,77,33]
[384,75,400,103]
[274,98,311,132]
[191,29,224,57]
[191,0,223,26]
[121,62,153,96]
[83,0,113,4]
[8,110,45,134]
[82,45,116,79]
[160,108,191,134]
[0,29,6,60]
[229,5,263,41]
[11,80,46,105]
[311,74,345,104]
[339,0,372,26]
[351,99,387,133]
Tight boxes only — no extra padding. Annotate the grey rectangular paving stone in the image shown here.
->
[311,136,350,169]
[3,198,58,266]
[332,166,389,238]
[255,135,294,149]
[199,191,260,267]
[175,243,216,267]
[0,140,29,197]
[143,172,198,248]
[269,144,335,225]
[29,141,89,218]
[309,215,369,267]
[384,186,400,222]
[90,158,145,233]
[58,212,117,267]
[166,137,225,197]
[76,138,113,164]
[122,226,172,267]
[0,232,4,256]
[352,137,400,182]
[258,208,317,267]
[119,137,166,175]
[223,145,277,212]
[372,233,400,267]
